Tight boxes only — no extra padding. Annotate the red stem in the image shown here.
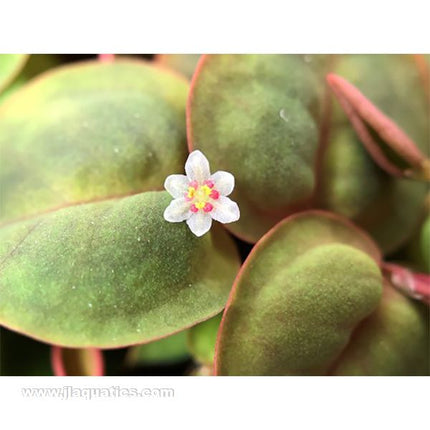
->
[51,346,104,376]
[382,262,430,305]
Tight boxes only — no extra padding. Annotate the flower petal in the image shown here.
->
[211,196,240,224]
[164,174,189,198]
[164,198,192,222]
[210,171,235,196]
[185,150,210,183]
[186,212,212,237]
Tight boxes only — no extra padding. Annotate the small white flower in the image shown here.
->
[163,150,240,237]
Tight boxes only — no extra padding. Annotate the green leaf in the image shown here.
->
[320,55,428,254]
[187,54,325,242]
[325,55,430,253]
[188,313,222,366]
[0,191,240,348]
[320,126,428,254]
[333,55,428,156]
[126,330,190,366]
[215,211,383,375]
[0,54,28,94]
[420,216,430,271]
[332,282,429,375]
[0,59,189,223]
[327,72,429,180]
[406,215,430,273]
[0,54,62,105]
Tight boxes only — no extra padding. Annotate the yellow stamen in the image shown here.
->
[187,187,196,199]
[195,201,206,210]
[201,185,212,196]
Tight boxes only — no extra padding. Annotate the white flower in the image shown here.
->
[163,150,240,237]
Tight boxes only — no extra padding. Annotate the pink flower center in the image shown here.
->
[186,179,219,212]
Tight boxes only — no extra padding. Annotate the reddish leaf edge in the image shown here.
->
[51,346,104,376]
[213,209,383,375]
[185,54,317,244]
[186,53,207,154]
[1,305,227,350]
[382,262,430,305]
[0,55,227,350]
[186,54,256,243]
[326,73,430,182]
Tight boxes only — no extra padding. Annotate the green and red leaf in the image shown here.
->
[187,54,327,242]
[215,211,383,375]
[0,192,240,347]
[327,73,430,181]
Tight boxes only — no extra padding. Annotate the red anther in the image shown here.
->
[209,190,220,200]
[204,180,215,188]
[190,204,198,213]
[203,202,214,212]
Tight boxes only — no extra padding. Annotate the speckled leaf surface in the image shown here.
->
[321,55,428,254]
[126,330,190,365]
[188,54,325,242]
[321,126,427,254]
[332,282,429,376]
[333,55,429,154]
[188,313,222,366]
[320,126,386,219]
[0,59,189,223]
[215,211,383,375]
[0,54,28,94]
[0,192,240,347]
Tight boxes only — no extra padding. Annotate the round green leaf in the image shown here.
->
[0,191,240,348]
[188,54,325,242]
[332,282,429,376]
[188,313,222,366]
[215,211,383,375]
[0,54,28,94]
[0,59,189,223]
